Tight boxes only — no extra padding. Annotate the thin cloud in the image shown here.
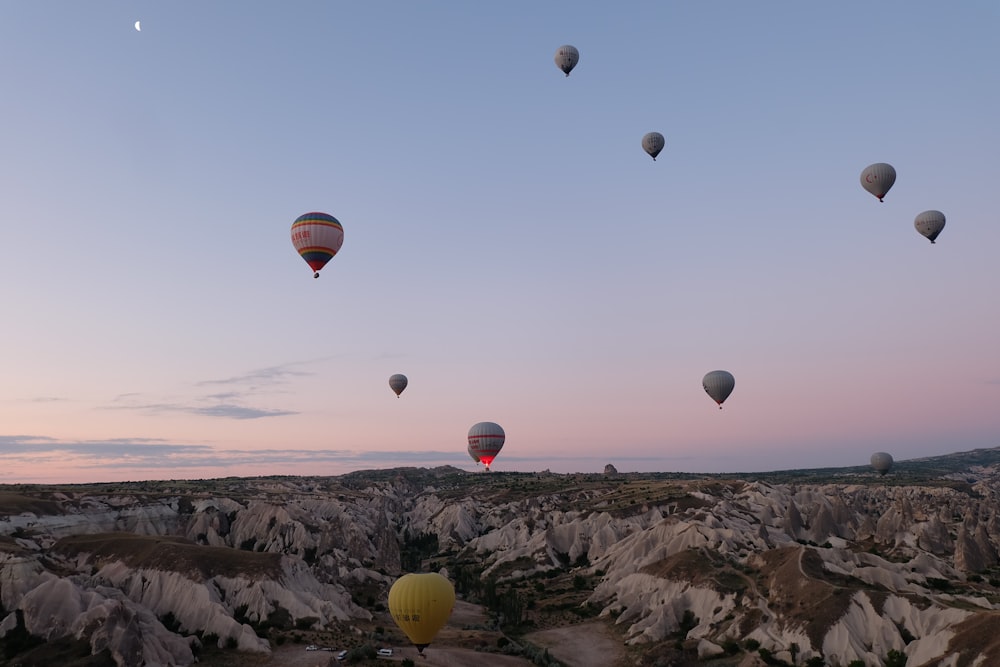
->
[191,404,297,419]
[0,435,210,460]
[0,434,615,479]
[104,362,315,420]
[196,360,321,388]
[105,399,297,420]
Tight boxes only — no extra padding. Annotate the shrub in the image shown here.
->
[721,640,740,655]
[678,609,698,635]
[295,616,318,630]
[885,649,907,667]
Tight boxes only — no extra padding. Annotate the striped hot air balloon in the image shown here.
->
[468,422,505,470]
[291,212,344,278]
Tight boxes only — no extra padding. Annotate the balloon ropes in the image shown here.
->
[468,422,505,470]
[702,370,735,409]
[388,573,455,654]
[291,212,344,278]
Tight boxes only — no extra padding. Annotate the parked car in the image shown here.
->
[306,645,318,651]
[377,648,393,656]
[335,650,348,661]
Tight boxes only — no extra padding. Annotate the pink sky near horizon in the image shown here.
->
[1,3,997,484]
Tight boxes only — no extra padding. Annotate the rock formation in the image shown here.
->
[1,451,1000,665]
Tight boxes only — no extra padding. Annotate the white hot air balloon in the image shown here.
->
[914,210,945,244]
[554,45,579,77]
[468,422,505,471]
[860,163,896,202]
[389,374,408,398]
[870,452,894,476]
[702,370,735,409]
[642,132,665,161]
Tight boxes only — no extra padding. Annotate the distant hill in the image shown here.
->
[1,446,1000,666]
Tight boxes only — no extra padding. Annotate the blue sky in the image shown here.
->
[1,2,998,483]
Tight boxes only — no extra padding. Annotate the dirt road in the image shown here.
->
[258,601,626,667]
[523,622,626,667]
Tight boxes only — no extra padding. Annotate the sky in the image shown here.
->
[1,2,998,483]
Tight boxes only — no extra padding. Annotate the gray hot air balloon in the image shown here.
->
[642,132,665,161]
[702,370,735,409]
[914,210,946,244]
[389,374,408,398]
[554,45,579,77]
[860,163,896,202]
[870,452,893,476]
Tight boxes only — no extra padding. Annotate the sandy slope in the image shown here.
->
[523,623,627,667]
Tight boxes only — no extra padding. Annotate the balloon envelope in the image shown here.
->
[468,422,505,469]
[702,370,735,408]
[291,212,344,278]
[389,374,408,397]
[642,132,665,160]
[388,573,455,652]
[914,210,945,244]
[860,163,896,202]
[870,452,894,476]
[554,45,579,76]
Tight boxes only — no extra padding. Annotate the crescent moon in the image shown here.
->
[134,21,141,32]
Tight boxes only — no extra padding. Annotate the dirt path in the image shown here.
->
[256,601,626,667]
[523,622,627,667]
[263,643,533,667]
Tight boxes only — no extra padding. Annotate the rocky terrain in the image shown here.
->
[2,448,1000,666]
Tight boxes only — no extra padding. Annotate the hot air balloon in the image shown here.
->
[388,573,455,654]
[468,422,504,471]
[389,374,408,398]
[291,212,344,278]
[870,452,893,476]
[642,132,665,161]
[702,370,735,409]
[468,449,481,464]
[914,210,945,244]
[554,45,579,77]
[860,163,896,202]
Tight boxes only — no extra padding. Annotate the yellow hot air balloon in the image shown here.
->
[388,573,455,653]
